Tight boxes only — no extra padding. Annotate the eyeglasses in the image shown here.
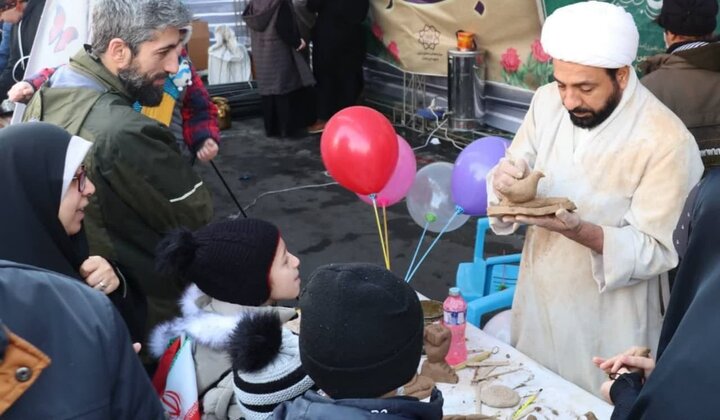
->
[72,165,87,193]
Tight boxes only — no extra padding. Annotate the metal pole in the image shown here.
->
[210,160,248,218]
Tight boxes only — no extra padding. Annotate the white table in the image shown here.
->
[418,299,612,419]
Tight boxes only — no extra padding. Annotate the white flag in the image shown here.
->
[159,334,200,420]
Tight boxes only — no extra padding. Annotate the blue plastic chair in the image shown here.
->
[455,217,521,327]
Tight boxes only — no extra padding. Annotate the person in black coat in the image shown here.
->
[307,0,368,128]
[243,0,316,137]
[0,260,163,419]
[593,169,720,419]
[0,122,147,343]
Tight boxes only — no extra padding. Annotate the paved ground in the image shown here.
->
[195,117,524,302]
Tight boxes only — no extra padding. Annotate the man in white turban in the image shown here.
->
[485,1,703,395]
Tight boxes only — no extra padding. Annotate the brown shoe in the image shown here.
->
[307,120,326,134]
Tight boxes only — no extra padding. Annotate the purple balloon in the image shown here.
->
[451,136,509,216]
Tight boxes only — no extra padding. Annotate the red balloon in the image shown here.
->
[321,106,399,195]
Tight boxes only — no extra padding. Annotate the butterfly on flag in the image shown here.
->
[48,4,78,53]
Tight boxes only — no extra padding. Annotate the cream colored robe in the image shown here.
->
[487,71,703,395]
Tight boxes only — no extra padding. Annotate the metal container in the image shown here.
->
[448,49,486,131]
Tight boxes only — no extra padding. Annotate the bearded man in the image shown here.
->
[485,1,703,394]
[23,0,213,346]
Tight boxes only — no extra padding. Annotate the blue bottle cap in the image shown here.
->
[449,287,460,296]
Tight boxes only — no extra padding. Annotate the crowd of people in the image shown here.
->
[0,0,718,418]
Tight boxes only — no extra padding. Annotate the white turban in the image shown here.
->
[541,1,639,69]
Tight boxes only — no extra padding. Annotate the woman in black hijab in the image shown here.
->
[594,169,720,419]
[0,122,145,341]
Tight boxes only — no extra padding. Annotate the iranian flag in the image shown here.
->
[152,334,201,420]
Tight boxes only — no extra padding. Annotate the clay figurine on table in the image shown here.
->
[487,167,576,218]
[420,324,459,384]
[400,374,435,400]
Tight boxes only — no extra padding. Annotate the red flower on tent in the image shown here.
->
[371,22,384,41]
[501,48,521,73]
[531,39,551,63]
[388,41,400,61]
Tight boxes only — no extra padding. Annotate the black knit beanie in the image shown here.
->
[657,0,718,36]
[155,219,280,305]
[299,263,423,399]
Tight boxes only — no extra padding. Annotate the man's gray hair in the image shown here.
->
[91,0,192,55]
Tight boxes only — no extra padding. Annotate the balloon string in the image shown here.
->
[382,205,390,270]
[371,196,390,270]
[406,207,463,283]
[405,221,429,282]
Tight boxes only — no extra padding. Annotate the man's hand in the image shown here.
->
[297,38,307,51]
[196,138,219,162]
[492,157,530,199]
[79,256,120,295]
[505,209,603,253]
[503,208,581,234]
[7,81,34,103]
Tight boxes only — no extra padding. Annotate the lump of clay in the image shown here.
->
[479,384,520,408]
[402,374,435,400]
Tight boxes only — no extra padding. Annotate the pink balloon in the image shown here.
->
[358,135,417,207]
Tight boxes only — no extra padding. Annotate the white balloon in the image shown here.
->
[406,162,470,233]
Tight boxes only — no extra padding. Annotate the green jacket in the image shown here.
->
[24,47,214,332]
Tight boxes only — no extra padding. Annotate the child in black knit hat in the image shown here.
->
[148,218,314,420]
[272,263,445,419]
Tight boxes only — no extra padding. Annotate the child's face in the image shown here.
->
[268,238,301,301]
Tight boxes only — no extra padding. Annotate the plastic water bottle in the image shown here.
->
[443,287,468,366]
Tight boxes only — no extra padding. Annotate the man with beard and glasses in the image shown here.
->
[22,0,213,357]
[483,1,703,396]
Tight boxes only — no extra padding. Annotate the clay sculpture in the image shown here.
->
[487,169,576,218]
[500,170,545,203]
[401,374,435,400]
[420,324,459,384]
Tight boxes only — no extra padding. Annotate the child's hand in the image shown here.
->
[8,81,34,103]
[1,8,23,24]
[197,139,219,162]
[593,346,655,385]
